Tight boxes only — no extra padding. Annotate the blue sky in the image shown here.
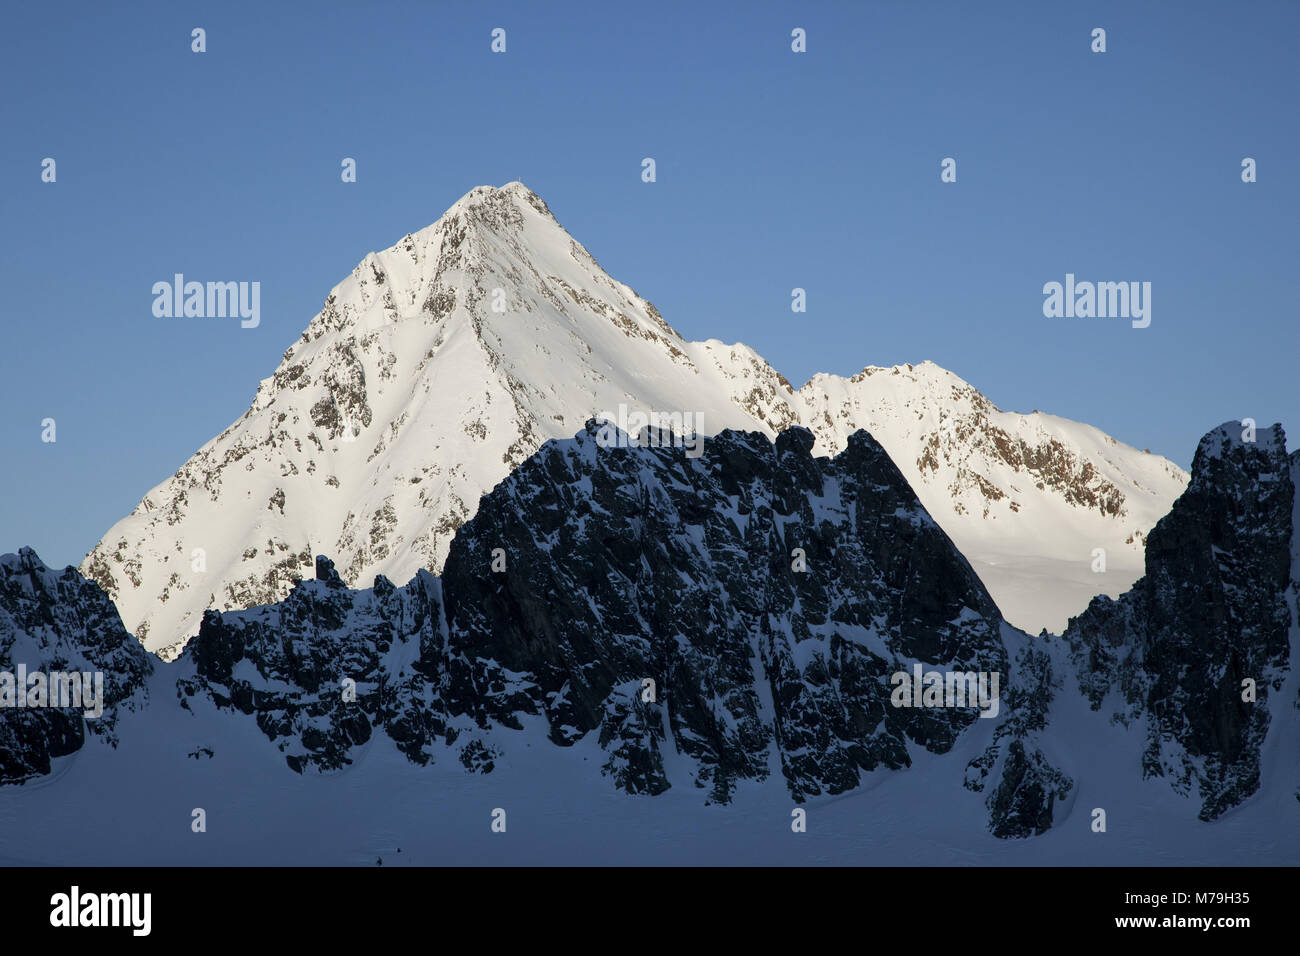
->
[2,0,1297,568]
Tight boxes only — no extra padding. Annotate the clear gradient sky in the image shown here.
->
[2,0,1297,568]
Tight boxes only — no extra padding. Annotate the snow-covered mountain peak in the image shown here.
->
[83,183,1189,656]
[1193,420,1287,468]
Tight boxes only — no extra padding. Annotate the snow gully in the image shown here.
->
[889,664,1000,719]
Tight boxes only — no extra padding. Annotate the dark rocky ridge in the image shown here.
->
[178,423,1008,805]
[0,548,152,783]
[1062,422,1295,820]
[3,420,1296,841]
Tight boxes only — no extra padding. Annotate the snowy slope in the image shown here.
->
[80,182,1187,656]
[0,643,1293,867]
[794,364,1188,636]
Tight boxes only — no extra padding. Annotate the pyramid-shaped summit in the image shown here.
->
[83,183,1189,657]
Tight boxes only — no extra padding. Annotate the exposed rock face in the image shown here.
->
[176,423,1007,804]
[179,556,449,774]
[964,636,1073,838]
[0,548,152,783]
[1062,423,1295,821]
[439,424,1007,802]
[4,420,1294,842]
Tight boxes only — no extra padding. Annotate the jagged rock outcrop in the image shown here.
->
[178,554,450,774]
[960,423,1297,835]
[0,548,152,783]
[1062,422,1294,821]
[964,636,1073,837]
[177,423,1008,804]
